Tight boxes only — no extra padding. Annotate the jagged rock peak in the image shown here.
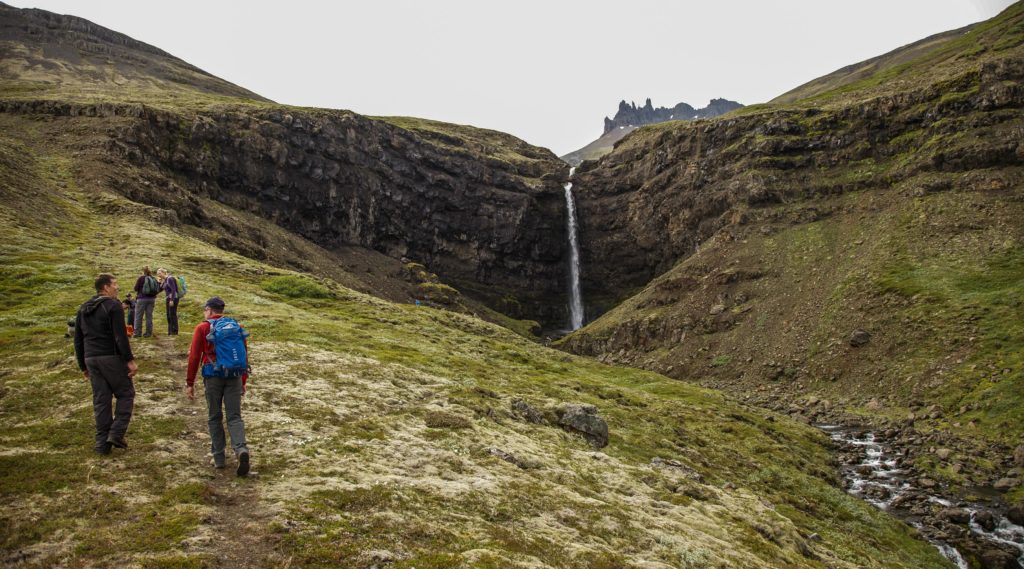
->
[603,97,743,134]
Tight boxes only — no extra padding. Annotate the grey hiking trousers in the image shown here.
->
[203,376,248,462]
[134,297,155,337]
[86,355,134,450]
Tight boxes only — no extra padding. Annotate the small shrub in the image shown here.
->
[424,410,472,429]
[415,282,460,305]
[262,275,333,298]
[711,355,732,367]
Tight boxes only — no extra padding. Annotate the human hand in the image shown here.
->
[83,370,90,380]
[126,360,138,378]
[185,385,195,401]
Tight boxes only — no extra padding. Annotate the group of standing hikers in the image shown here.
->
[73,272,252,476]
[122,266,183,338]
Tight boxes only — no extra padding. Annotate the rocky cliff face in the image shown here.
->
[117,108,572,325]
[0,99,571,325]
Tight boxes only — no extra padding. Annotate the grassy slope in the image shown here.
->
[560,126,638,166]
[0,117,952,567]
[565,179,1023,442]
[774,2,1024,109]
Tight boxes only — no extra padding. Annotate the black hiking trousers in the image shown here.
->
[86,355,135,450]
[166,298,179,335]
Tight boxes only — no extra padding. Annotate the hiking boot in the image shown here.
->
[236,450,250,477]
[212,459,225,469]
[95,442,112,455]
[108,436,128,449]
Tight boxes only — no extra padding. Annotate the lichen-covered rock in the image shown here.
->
[554,403,609,448]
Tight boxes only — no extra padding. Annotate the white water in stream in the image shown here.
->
[565,167,583,330]
[820,425,1024,568]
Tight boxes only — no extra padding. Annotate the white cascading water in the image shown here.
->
[565,167,584,330]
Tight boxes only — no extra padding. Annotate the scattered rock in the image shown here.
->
[555,403,609,448]
[1014,444,1024,467]
[938,508,972,525]
[973,510,997,532]
[488,448,542,470]
[918,478,938,489]
[651,457,704,482]
[849,329,871,347]
[510,398,545,424]
[362,549,404,568]
[1007,504,1024,526]
[978,546,1020,569]
[709,304,726,315]
[993,477,1019,491]
[936,448,953,461]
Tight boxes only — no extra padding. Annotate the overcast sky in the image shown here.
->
[8,0,1017,155]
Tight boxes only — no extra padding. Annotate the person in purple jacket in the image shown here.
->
[157,268,179,335]
[132,266,159,338]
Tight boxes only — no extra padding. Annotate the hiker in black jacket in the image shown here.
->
[74,273,139,454]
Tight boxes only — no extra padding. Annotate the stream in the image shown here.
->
[820,425,1024,568]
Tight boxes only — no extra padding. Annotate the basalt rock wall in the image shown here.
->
[122,108,573,324]
[0,100,571,325]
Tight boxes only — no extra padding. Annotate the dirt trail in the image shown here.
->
[151,335,283,568]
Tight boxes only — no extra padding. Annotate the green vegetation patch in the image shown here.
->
[261,274,334,298]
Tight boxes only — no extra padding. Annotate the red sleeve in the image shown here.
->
[186,322,209,387]
[242,336,249,386]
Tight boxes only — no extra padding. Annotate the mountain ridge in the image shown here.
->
[560,97,743,166]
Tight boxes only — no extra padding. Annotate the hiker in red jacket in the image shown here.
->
[186,297,251,476]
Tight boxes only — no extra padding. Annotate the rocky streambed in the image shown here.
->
[822,424,1024,569]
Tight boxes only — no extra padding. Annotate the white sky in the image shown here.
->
[7,0,1017,155]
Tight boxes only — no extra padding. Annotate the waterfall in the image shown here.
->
[565,167,584,330]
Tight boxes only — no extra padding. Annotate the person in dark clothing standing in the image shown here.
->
[186,297,251,476]
[74,273,138,454]
[122,293,136,328]
[157,268,179,335]
[133,266,159,338]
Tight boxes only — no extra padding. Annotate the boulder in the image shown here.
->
[918,478,938,489]
[510,398,545,424]
[993,478,1019,491]
[555,403,609,448]
[973,510,997,532]
[1007,503,1024,526]
[978,546,1021,569]
[938,508,972,525]
[849,329,871,347]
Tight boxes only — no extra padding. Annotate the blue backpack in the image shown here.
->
[202,317,250,379]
